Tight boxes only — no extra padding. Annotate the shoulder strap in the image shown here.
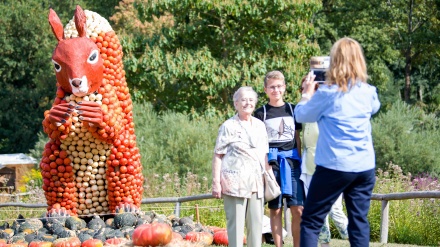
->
[288,103,296,147]
[263,105,266,122]
[287,103,294,115]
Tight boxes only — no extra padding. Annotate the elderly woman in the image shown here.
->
[212,86,269,247]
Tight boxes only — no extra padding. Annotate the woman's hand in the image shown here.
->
[212,153,223,199]
[212,183,222,199]
[301,71,317,99]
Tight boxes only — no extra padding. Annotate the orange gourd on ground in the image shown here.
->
[171,232,183,241]
[80,239,103,247]
[132,223,173,246]
[185,231,214,246]
[29,241,54,247]
[213,230,246,246]
[5,244,28,247]
[104,238,127,246]
[53,237,81,247]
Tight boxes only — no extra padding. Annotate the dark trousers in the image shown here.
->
[300,166,376,247]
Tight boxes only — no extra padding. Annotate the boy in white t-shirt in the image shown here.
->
[254,70,304,247]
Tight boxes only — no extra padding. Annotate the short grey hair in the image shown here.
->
[233,86,258,103]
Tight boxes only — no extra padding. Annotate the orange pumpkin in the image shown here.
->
[53,237,81,247]
[213,230,247,246]
[29,241,54,247]
[5,244,28,247]
[185,231,214,246]
[213,230,228,246]
[171,232,183,241]
[132,223,172,247]
[104,238,126,246]
[81,239,103,247]
[208,226,226,233]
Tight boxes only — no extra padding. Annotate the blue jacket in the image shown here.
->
[268,148,301,196]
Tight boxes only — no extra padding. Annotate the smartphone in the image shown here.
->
[311,69,326,84]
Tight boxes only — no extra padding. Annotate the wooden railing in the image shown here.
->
[1,191,439,244]
[371,191,440,243]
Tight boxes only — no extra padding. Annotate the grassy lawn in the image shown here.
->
[262,237,435,247]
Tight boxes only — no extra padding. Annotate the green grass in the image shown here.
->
[276,237,435,247]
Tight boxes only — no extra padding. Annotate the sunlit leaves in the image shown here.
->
[114,0,321,115]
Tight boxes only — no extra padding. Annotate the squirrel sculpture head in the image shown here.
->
[49,5,103,97]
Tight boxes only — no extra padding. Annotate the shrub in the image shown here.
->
[134,101,223,179]
[372,100,440,176]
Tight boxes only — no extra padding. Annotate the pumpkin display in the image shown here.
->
[65,217,86,231]
[113,213,136,228]
[132,223,172,246]
[103,238,127,246]
[185,231,213,246]
[213,230,228,246]
[213,230,247,246]
[5,243,28,247]
[80,239,103,247]
[171,232,183,242]
[29,241,54,247]
[41,5,143,216]
[53,237,81,247]
[207,226,226,233]
[0,211,238,247]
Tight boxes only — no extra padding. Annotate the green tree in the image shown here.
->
[0,0,55,153]
[114,0,321,115]
[315,0,440,107]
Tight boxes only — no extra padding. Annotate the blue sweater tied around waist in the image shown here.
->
[268,148,301,197]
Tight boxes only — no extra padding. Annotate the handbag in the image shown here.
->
[263,168,281,202]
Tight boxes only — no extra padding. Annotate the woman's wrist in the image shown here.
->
[301,93,311,100]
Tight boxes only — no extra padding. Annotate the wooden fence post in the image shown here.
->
[380,200,389,244]
[195,204,200,223]
[174,202,181,217]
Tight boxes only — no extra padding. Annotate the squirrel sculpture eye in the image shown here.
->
[87,50,99,64]
[52,59,61,72]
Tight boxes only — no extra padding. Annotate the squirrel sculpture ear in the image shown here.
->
[48,8,65,41]
[74,5,87,38]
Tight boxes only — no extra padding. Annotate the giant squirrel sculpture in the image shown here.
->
[40,5,143,216]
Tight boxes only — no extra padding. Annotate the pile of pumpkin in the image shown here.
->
[0,211,243,246]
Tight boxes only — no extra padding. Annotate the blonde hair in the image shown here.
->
[264,70,285,87]
[327,37,368,92]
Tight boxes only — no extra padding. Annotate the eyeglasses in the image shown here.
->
[266,84,285,91]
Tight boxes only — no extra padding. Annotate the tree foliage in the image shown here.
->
[314,0,440,110]
[113,0,321,115]
[0,0,55,153]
